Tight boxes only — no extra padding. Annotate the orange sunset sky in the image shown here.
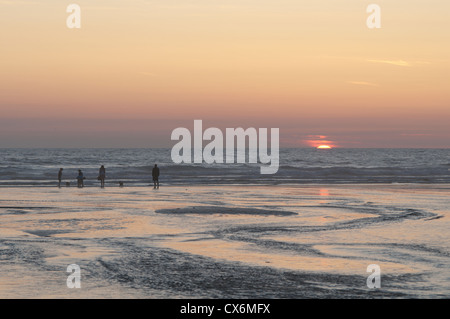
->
[0,0,449,148]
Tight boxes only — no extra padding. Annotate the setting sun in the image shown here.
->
[317,145,332,149]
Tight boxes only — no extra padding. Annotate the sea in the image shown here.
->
[0,148,449,186]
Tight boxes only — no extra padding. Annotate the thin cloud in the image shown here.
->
[347,81,379,87]
[306,135,328,139]
[367,59,411,67]
[0,0,41,4]
[138,71,158,77]
[400,133,433,137]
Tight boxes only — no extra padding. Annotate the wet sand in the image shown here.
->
[0,184,449,298]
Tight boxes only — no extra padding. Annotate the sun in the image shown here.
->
[317,145,332,149]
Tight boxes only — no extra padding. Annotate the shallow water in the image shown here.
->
[0,184,449,298]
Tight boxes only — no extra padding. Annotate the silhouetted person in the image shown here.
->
[58,168,63,188]
[77,170,85,188]
[98,165,106,188]
[152,164,160,189]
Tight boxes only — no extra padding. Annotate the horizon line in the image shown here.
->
[1,147,449,150]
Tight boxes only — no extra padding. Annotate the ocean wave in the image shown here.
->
[0,148,449,186]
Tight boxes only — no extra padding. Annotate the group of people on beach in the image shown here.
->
[57,164,160,189]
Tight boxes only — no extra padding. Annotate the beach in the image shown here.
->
[0,184,448,298]
[2,0,450,304]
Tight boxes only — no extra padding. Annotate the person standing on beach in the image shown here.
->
[77,170,85,188]
[98,165,106,188]
[152,164,160,189]
[58,168,63,188]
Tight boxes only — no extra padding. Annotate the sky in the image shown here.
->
[0,0,449,148]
